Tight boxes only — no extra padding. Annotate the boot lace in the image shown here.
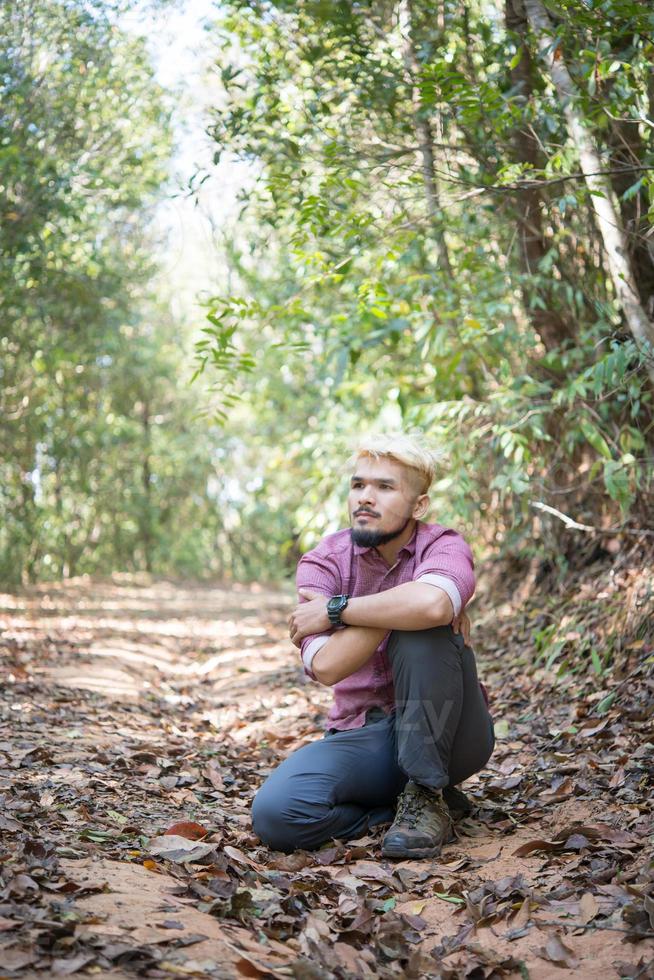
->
[394,783,438,828]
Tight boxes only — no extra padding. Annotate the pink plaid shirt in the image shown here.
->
[296,521,475,731]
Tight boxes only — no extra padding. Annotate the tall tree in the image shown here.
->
[198,0,653,566]
[524,0,654,380]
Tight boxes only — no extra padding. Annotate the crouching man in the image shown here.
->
[252,433,494,860]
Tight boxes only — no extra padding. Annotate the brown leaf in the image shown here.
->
[579,892,599,924]
[149,835,216,864]
[538,934,579,969]
[5,873,39,896]
[614,960,653,980]
[312,845,345,865]
[0,814,22,832]
[301,912,332,942]
[512,897,532,929]
[234,957,267,978]
[164,820,209,840]
[513,838,560,857]
[539,776,575,800]
[348,861,393,882]
[0,916,20,931]
[266,852,314,872]
[223,845,263,870]
[0,949,36,970]
[349,903,375,932]
[204,763,225,791]
[609,766,626,788]
[51,954,96,976]
[578,718,609,737]
[333,942,374,976]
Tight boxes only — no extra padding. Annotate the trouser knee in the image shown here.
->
[388,625,462,661]
[251,789,295,852]
[251,785,329,853]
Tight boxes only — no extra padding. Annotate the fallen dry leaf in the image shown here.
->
[164,821,210,840]
[579,891,600,924]
[148,835,217,864]
[538,933,580,969]
[0,573,651,979]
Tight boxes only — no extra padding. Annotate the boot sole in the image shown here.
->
[381,841,443,859]
[381,828,456,860]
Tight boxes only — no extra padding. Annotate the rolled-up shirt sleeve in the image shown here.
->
[295,551,338,680]
[413,530,475,617]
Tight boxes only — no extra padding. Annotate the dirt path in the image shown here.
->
[0,576,652,979]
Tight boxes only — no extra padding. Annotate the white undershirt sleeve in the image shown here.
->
[302,634,330,678]
[416,574,463,617]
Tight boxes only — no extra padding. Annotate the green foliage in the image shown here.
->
[0,0,220,585]
[2,0,654,590]
[194,0,654,571]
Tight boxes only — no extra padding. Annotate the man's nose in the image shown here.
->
[358,485,375,506]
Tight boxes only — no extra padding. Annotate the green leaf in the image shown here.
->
[494,719,510,739]
[596,692,616,715]
[579,418,612,459]
[433,891,466,906]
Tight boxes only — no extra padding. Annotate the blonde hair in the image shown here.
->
[349,432,440,494]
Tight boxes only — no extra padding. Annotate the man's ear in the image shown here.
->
[413,494,429,519]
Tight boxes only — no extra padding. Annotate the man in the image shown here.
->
[252,434,494,860]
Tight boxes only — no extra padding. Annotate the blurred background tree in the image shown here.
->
[0,0,224,584]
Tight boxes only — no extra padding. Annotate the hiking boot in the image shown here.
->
[443,785,473,822]
[381,781,454,859]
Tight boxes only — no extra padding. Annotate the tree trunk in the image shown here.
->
[398,0,453,278]
[505,0,573,352]
[141,401,153,573]
[524,0,654,382]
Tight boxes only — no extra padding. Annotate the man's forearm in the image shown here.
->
[312,626,387,686]
[340,581,453,631]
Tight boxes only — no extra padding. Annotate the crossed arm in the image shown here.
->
[289,582,468,687]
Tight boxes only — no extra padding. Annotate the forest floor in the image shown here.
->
[0,552,652,980]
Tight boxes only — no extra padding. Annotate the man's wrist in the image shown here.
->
[339,596,357,626]
[327,594,350,626]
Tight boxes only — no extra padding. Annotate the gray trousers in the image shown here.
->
[251,626,494,852]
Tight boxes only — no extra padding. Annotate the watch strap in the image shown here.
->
[327,594,350,626]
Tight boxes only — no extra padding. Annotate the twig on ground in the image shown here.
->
[533,917,654,937]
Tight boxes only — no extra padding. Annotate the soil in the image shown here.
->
[0,566,652,978]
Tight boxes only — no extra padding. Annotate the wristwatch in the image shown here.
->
[327,594,350,626]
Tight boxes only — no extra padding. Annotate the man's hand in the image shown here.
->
[288,588,330,648]
[452,610,471,646]
[288,588,471,648]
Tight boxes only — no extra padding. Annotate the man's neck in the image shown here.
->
[375,519,418,567]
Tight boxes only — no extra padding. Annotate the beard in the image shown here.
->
[350,515,412,549]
